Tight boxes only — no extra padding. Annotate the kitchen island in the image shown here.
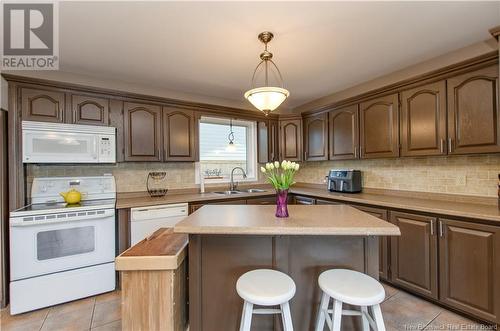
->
[174,204,400,331]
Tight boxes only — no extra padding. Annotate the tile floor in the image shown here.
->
[0,284,495,331]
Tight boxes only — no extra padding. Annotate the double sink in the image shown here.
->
[212,188,267,195]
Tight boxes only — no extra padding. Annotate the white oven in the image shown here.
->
[9,176,117,314]
[10,208,115,281]
[22,121,116,163]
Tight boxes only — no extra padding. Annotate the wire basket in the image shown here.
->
[147,171,168,197]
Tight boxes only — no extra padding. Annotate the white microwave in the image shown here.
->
[22,121,116,163]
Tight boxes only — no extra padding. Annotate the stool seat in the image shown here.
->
[237,269,296,306]
[318,269,385,306]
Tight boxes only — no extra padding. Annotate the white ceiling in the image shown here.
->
[59,1,500,110]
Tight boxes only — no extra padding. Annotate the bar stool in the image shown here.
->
[236,269,296,331]
[315,269,386,331]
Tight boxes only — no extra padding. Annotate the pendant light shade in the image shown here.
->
[244,87,289,114]
[244,32,289,115]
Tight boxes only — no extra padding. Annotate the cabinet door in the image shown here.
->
[71,94,109,126]
[123,102,162,161]
[304,113,328,161]
[329,105,359,160]
[269,120,279,162]
[21,87,65,123]
[257,121,270,164]
[316,199,342,205]
[163,107,197,161]
[390,211,438,299]
[294,196,315,205]
[354,205,389,281]
[447,65,500,154]
[279,119,302,161]
[439,219,500,323]
[360,94,399,158]
[247,197,276,205]
[401,81,447,156]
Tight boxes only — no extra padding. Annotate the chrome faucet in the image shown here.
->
[230,167,247,191]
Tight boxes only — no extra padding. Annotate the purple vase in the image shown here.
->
[275,189,289,218]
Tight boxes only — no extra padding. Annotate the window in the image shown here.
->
[196,116,257,183]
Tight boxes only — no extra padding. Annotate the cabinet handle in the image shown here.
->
[448,138,453,154]
[354,147,357,158]
[440,139,445,154]
[439,221,444,237]
[430,220,434,236]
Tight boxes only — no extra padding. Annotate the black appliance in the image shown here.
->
[327,169,362,193]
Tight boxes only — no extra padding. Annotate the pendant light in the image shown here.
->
[226,119,236,152]
[244,31,289,115]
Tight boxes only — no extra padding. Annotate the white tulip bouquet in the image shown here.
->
[260,160,300,190]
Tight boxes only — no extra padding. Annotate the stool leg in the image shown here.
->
[280,302,294,331]
[361,306,370,331]
[371,304,385,331]
[239,301,253,331]
[332,300,342,331]
[315,292,330,331]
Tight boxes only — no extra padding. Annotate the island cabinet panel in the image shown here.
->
[71,94,110,126]
[188,234,379,331]
[353,205,390,281]
[163,107,197,161]
[400,81,447,156]
[123,102,162,161]
[360,94,400,159]
[279,119,302,161]
[329,105,359,160]
[438,219,500,323]
[447,65,500,154]
[390,211,438,299]
[304,113,328,161]
[20,87,65,123]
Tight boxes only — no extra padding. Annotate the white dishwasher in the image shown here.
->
[130,203,188,245]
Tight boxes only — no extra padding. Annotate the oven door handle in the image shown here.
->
[10,209,115,227]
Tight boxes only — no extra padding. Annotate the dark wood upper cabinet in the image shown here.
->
[439,219,500,323]
[21,87,65,123]
[390,211,438,300]
[279,118,302,161]
[360,94,400,159]
[304,113,328,161]
[257,121,270,163]
[269,120,279,162]
[123,102,162,162]
[71,94,110,126]
[447,65,500,154]
[163,107,197,161]
[400,81,447,156]
[353,205,389,281]
[329,105,359,160]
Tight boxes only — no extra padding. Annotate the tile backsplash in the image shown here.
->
[27,154,500,197]
[295,154,500,197]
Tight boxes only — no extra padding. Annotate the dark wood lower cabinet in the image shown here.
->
[390,211,438,299]
[439,219,500,323]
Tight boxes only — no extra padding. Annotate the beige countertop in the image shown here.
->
[291,187,500,223]
[116,189,275,209]
[116,185,500,223]
[174,204,401,236]
[115,228,188,270]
